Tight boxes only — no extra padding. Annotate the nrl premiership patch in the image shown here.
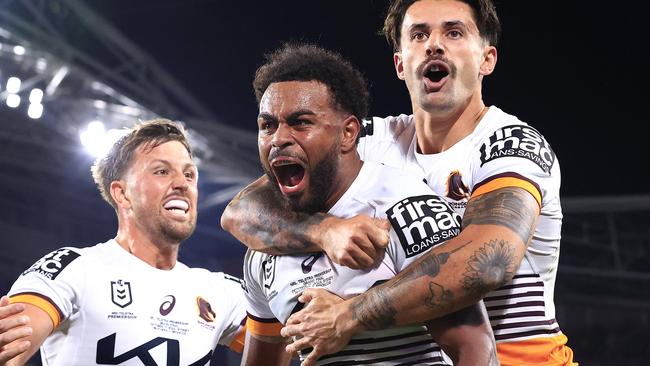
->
[22,248,80,280]
[386,195,461,258]
[479,124,555,173]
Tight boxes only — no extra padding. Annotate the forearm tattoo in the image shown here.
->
[352,243,469,329]
[462,187,538,244]
[229,179,327,253]
[461,239,515,296]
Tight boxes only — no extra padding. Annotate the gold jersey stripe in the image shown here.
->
[472,176,542,207]
[10,293,61,328]
[246,317,283,337]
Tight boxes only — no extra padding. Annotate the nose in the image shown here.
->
[425,33,444,56]
[171,170,189,191]
[270,123,293,148]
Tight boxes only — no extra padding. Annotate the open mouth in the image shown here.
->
[424,63,450,83]
[271,159,306,194]
[163,199,189,217]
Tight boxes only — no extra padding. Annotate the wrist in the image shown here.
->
[305,213,335,251]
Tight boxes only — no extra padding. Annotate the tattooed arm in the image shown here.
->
[281,187,538,363]
[221,176,390,269]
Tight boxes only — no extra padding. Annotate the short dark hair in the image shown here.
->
[253,43,370,122]
[91,119,192,209]
[383,0,501,52]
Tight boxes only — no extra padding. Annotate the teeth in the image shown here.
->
[273,160,295,167]
[164,199,188,212]
[429,65,440,72]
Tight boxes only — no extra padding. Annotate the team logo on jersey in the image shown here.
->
[301,253,323,274]
[22,248,80,280]
[159,295,176,316]
[196,296,215,322]
[446,170,470,202]
[479,124,555,173]
[386,195,462,258]
[111,280,133,308]
[262,255,277,289]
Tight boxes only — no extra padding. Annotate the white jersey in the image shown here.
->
[9,239,246,366]
[358,106,567,359]
[244,162,461,365]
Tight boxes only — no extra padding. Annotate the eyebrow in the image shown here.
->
[149,159,196,171]
[258,109,316,122]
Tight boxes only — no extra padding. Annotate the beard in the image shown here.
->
[159,219,196,243]
[134,207,197,245]
[264,143,339,214]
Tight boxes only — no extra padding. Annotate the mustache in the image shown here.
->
[417,54,455,76]
[268,149,302,162]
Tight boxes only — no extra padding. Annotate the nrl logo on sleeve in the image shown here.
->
[479,124,556,173]
[262,255,276,289]
[386,195,461,258]
[23,248,80,280]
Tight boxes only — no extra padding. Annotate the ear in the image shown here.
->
[479,45,497,76]
[394,52,406,80]
[110,180,131,209]
[340,115,361,153]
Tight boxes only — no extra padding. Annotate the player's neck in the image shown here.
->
[323,156,363,212]
[115,220,179,270]
[413,97,487,154]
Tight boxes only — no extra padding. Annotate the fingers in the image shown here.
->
[284,336,312,354]
[0,320,32,344]
[0,340,31,363]
[280,323,299,337]
[369,218,391,248]
[300,349,321,366]
[0,299,25,320]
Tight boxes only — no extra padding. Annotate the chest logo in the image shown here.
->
[111,280,133,308]
[387,195,462,258]
[159,295,176,316]
[446,170,471,201]
[301,253,323,274]
[196,296,215,322]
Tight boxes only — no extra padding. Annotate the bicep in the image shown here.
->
[463,186,540,246]
[240,331,291,366]
[9,303,54,365]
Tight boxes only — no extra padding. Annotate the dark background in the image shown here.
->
[1,1,648,365]
[87,0,650,198]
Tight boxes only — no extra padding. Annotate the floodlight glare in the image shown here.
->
[6,94,20,108]
[6,77,21,93]
[13,45,25,55]
[28,103,43,119]
[79,121,127,158]
[29,88,44,104]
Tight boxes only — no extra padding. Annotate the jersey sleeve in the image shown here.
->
[472,123,560,208]
[242,250,283,338]
[8,247,85,328]
[358,115,414,161]
[381,176,463,272]
[211,272,248,352]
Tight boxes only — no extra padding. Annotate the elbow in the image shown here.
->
[220,205,234,232]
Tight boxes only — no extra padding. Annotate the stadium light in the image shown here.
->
[6,94,20,108]
[6,77,21,93]
[79,121,128,157]
[27,103,43,119]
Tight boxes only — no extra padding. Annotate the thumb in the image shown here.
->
[373,218,391,231]
[298,288,317,303]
